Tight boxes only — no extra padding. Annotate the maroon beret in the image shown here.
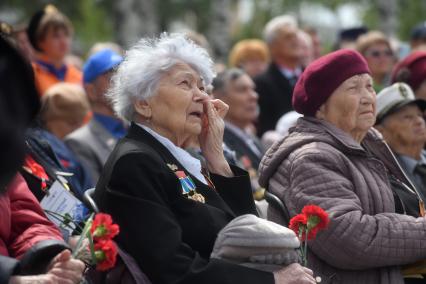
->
[391,51,426,92]
[292,49,370,116]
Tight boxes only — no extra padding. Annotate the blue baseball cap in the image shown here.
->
[83,49,123,83]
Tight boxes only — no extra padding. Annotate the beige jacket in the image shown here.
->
[259,117,426,284]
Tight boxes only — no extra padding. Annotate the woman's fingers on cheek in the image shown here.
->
[212,99,228,118]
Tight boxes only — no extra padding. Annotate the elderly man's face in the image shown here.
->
[222,74,258,128]
[142,63,208,145]
[317,74,376,140]
[271,26,302,61]
[379,104,426,148]
[86,70,115,114]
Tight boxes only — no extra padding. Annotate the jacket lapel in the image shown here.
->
[268,63,293,96]
[126,123,235,215]
[224,126,262,168]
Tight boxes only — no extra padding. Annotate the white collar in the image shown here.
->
[279,66,302,79]
[137,123,207,185]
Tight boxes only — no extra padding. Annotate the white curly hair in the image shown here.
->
[107,33,215,121]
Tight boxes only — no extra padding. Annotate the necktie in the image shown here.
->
[289,75,298,88]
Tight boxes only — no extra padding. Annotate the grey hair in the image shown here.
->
[212,68,246,96]
[263,15,298,44]
[107,33,215,121]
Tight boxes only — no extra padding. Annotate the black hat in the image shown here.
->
[27,5,60,51]
[411,22,426,41]
[27,10,45,51]
[339,26,368,41]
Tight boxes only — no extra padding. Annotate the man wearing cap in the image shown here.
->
[410,21,426,51]
[65,49,124,183]
[375,82,426,198]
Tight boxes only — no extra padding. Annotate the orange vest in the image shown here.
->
[32,62,82,96]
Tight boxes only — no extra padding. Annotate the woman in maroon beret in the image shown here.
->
[392,51,426,102]
[259,49,426,284]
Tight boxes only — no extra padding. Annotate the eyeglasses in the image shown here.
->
[365,49,393,58]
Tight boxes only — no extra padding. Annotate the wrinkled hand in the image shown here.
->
[47,250,85,284]
[9,250,85,284]
[199,99,233,177]
[10,274,61,284]
[274,263,316,284]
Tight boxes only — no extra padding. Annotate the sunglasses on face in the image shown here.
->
[365,49,393,58]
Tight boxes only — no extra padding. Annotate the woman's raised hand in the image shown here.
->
[199,99,233,177]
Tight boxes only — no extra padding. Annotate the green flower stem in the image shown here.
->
[44,210,83,231]
[298,228,305,261]
[87,232,97,265]
[72,213,94,258]
[304,229,309,267]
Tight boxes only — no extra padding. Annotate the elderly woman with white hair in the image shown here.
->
[93,34,315,284]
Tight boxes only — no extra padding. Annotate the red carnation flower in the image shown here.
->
[91,213,120,241]
[94,239,118,271]
[302,204,330,231]
[289,214,308,239]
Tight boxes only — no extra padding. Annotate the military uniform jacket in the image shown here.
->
[94,123,274,284]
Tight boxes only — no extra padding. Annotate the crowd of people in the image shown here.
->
[3,4,426,284]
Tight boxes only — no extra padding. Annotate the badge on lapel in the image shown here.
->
[167,164,205,203]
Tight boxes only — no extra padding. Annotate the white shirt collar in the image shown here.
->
[137,123,207,185]
[279,66,302,79]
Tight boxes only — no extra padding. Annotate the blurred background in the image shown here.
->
[2,0,426,62]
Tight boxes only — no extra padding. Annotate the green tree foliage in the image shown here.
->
[73,0,113,54]
[397,0,426,40]
[2,0,426,54]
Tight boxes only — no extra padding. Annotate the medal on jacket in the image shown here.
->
[172,168,205,203]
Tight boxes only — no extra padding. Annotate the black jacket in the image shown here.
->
[223,125,264,170]
[254,62,295,137]
[94,123,274,284]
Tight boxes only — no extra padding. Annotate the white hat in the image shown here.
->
[376,82,426,123]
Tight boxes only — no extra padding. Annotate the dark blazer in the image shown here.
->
[254,62,295,137]
[94,123,274,284]
[223,125,264,170]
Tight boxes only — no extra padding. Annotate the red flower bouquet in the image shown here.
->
[72,213,120,271]
[94,239,118,271]
[91,213,120,241]
[289,204,329,267]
